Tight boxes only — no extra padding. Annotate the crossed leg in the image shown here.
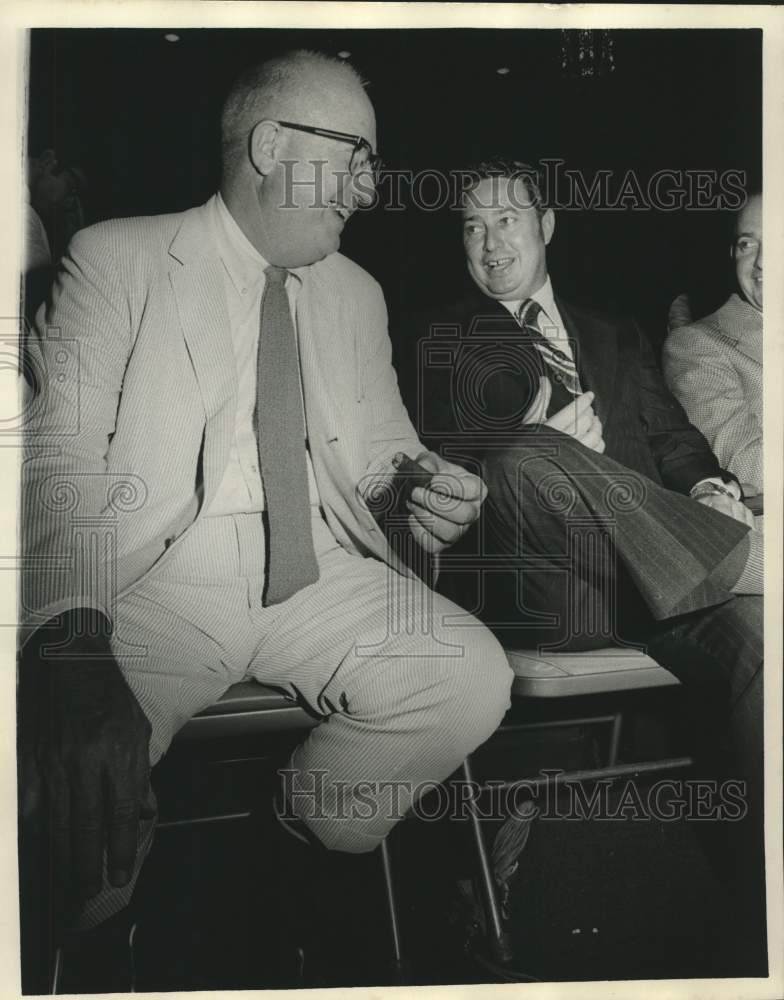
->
[73,513,513,927]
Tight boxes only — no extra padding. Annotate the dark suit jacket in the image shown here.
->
[413,290,728,494]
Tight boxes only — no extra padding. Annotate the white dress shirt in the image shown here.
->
[205,192,322,517]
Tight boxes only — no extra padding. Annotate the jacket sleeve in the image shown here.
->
[663,324,762,492]
[21,225,134,633]
[359,277,424,480]
[636,324,728,494]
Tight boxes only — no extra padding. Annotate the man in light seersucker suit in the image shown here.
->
[19,51,515,988]
[663,191,763,496]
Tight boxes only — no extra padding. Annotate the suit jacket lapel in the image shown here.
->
[716,294,763,366]
[168,205,236,418]
[167,203,237,504]
[556,297,617,425]
[734,332,763,366]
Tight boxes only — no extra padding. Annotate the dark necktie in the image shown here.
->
[256,265,319,605]
[515,298,583,397]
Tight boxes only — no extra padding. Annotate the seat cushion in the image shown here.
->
[178,682,317,739]
[506,647,680,698]
[180,648,679,740]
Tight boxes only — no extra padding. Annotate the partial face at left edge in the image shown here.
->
[734,193,762,312]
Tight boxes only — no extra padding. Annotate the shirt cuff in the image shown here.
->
[690,477,741,501]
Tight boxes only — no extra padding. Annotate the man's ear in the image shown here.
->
[249,120,282,177]
[541,207,556,246]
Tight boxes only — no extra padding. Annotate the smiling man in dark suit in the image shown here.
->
[413,156,766,971]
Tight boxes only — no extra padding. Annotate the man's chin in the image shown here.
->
[317,226,342,259]
[484,280,522,301]
[279,239,340,268]
[470,269,523,301]
[740,283,762,312]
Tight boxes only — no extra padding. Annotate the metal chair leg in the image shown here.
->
[50,946,63,994]
[460,757,514,966]
[379,838,408,983]
[608,712,623,766]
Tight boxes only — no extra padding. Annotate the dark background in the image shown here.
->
[27,27,761,354]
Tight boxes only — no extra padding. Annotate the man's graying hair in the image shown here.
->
[462,157,547,216]
[221,50,366,181]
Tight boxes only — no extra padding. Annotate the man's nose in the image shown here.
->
[754,243,763,271]
[350,167,376,209]
[484,228,500,252]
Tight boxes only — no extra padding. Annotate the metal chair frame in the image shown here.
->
[163,644,692,983]
[168,686,408,980]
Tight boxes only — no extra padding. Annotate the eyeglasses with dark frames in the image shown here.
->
[276,120,383,182]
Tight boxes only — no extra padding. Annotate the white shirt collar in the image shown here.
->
[497,275,560,327]
[530,276,559,324]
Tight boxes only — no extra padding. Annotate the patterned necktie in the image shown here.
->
[256,265,320,605]
[515,298,583,397]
